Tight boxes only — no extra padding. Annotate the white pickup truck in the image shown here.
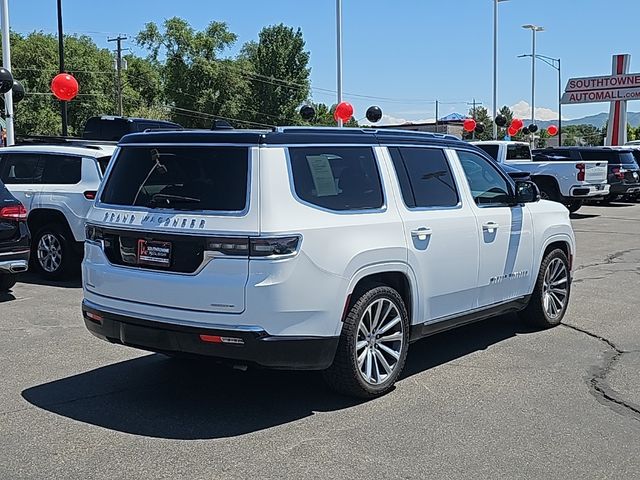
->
[473,141,609,213]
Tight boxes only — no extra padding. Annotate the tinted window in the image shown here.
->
[0,180,15,201]
[289,147,383,211]
[457,150,512,206]
[100,146,249,211]
[631,150,640,166]
[579,150,617,163]
[506,144,532,160]
[617,152,637,166]
[41,155,81,184]
[0,153,43,184]
[389,147,458,208]
[476,144,499,161]
[97,156,112,175]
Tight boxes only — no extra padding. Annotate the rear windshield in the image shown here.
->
[579,150,636,165]
[506,144,532,160]
[0,181,15,201]
[475,144,499,161]
[100,146,249,212]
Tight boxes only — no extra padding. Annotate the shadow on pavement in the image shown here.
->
[570,213,600,220]
[22,314,534,440]
[17,272,82,289]
[0,291,16,303]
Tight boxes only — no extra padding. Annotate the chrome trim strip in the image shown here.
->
[83,298,264,332]
[0,249,30,256]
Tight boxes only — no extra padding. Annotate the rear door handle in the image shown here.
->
[482,222,499,231]
[411,227,432,241]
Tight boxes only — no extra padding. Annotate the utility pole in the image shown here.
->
[56,0,68,136]
[108,35,127,116]
[335,0,343,127]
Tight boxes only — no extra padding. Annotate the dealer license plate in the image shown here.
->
[137,239,172,267]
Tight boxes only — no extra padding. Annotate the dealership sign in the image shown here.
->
[561,54,634,145]
[561,73,640,104]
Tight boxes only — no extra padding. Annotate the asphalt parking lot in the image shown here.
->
[1,203,639,480]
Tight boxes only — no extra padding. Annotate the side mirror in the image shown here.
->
[515,180,540,203]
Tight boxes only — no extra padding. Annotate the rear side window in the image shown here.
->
[578,149,624,164]
[0,153,43,184]
[97,156,112,174]
[389,147,459,208]
[476,144,499,161]
[41,155,81,184]
[288,147,383,211]
[506,144,532,160]
[100,146,249,212]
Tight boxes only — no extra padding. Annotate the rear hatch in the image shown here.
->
[88,144,258,314]
[583,162,608,184]
[616,151,640,184]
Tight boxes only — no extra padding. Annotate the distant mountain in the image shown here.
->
[536,112,640,129]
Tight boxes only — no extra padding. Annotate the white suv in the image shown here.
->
[82,127,575,398]
[0,142,116,278]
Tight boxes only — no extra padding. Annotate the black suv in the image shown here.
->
[82,116,182,141]
[0,180,30,291]
[533,147,640,202]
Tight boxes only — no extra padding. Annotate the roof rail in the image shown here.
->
[15,135,117,149]
[275,126,460,142]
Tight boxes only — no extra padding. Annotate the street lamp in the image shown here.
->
[492,0,509,140]
[518,53,562,145]
[522,24,544,134]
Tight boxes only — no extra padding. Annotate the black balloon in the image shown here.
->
[0,68,13,94]
[299,105,316,121]
[366,105,383,123]
[528,123,538,133]
[522,127,530,135]
[494,114,507,127]
[11,81,25,103]
[474,123,485,134]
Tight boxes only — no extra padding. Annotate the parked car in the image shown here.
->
[475,141,609,213]
[0,141,116,278]
[533,147,640,203]
[614,146,640,201]
[82,116,182,141]
[82,127,575,398]
[0,179,29,291]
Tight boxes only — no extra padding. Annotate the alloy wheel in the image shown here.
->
[37,233,63,273]
[542,258,568,319]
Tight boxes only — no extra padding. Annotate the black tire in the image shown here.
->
[31,223,78,280]
[520,249,571,328]
[565,199,583,213]
[0,273,17,292]
[536,180,561,203]
[323,286,410,399]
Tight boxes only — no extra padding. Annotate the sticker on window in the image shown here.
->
[306,155,338,197]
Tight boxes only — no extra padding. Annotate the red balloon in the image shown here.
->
[334,101,354,122]
[547,125,559,136]
[510,118,524,131]
[51,73,79,101]
[463,118,477,132]
[508,126,518,136]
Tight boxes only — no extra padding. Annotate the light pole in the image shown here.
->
[522,24,544,133]
[336,0,343,127]
[57,0,68,136]
[518,53,561,145]
[492,0,509,140]
[1,0,14,145]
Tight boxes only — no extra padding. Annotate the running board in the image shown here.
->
[409,296,531,343]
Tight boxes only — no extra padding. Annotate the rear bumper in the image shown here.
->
[82,300,339,370]
[569,184,610,198]
[609,183,640,195]
[0,249,30,273]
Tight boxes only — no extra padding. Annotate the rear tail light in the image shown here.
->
[206,235,301,258]
[612,167,625,180]
[84,190,97,200]
[85,224,104,242]
[0,204,27,221]
[199,334,244,345]
[85,311,103,324]
[576,163,585,182]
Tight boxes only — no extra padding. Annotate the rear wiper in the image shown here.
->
[149,193,201,206]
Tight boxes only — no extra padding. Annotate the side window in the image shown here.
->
[0,153,43,184]
[288,147,384,211]
[389,147,459,208]
[41,155,82,184]
[457,150,512,207]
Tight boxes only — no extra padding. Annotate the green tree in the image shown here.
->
[137,17,248,128]
[241,24,310,126]
[462,105,492,141]
[297,102,358,127]
[121,55,166,119]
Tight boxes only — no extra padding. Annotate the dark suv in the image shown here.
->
[82,116,182,141]
[0,180,30,291]
[533,147,640,202]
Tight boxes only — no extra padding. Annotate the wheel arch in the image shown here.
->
[28,208,72,236]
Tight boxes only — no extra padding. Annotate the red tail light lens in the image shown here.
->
[576,163,585,182]
[612,167,625,180]
[84,190,97,200]
[0,204,27,221]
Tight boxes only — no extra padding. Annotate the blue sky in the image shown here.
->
[8,0,640,124]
